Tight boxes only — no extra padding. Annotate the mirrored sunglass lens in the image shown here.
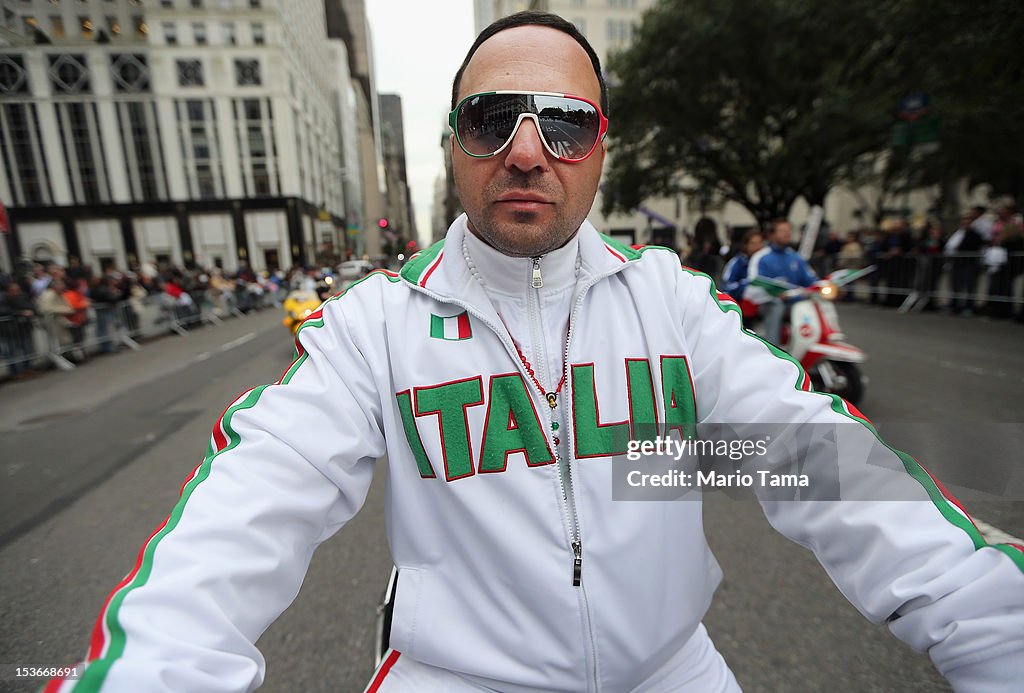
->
[531,95,600,160]
[457,94,600,159]
[457,94,519,156]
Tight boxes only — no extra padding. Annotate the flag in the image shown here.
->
[430,311,472,341]
[0,199,8,234]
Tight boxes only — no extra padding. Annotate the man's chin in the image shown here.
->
[489,226,561,258]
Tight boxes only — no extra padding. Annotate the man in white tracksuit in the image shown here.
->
[50,11,1022,693]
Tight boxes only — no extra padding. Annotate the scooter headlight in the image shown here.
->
[818,282,839,301]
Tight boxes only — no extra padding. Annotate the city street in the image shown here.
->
[1,301,1021,692]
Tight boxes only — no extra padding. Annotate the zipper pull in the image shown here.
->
[572,541,583,586]
[531,257,543,288]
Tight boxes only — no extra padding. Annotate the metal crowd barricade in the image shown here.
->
[838,251,1024,315]
[0,314,49,374]
[3,282,284,379]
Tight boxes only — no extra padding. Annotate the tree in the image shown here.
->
[602,0,904,225]
[883,0,1024,207]
[604,0,1024,226]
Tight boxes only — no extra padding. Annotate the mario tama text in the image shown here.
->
[624,436,808,491]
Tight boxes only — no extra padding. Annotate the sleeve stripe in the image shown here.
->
[680,265,1024,575]
[62,293,355,690]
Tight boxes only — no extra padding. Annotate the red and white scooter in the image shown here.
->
[754,267,873,406]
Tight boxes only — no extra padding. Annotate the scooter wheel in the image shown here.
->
[811,361,864,407]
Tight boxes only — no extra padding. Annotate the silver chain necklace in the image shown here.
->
[461,235,580,409]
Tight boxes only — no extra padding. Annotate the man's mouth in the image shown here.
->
[495,192,553,212]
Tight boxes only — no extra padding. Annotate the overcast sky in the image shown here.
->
[365,1,476,246]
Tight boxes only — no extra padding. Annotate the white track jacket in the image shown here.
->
[54,217,1023,692]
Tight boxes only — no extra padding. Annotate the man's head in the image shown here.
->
[450,12,607,257]
[742,230,764,257]
[769,219,793,247]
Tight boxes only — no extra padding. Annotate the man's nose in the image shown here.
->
[503,115,549,173]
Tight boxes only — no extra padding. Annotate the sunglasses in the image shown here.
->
[449,90,608,163]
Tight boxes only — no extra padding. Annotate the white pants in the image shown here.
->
[363,623,742,692]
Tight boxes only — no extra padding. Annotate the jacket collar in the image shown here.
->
[462,222,580,297]
[400,214,640,310]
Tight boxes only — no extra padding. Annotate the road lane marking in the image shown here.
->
[936,359,1024,383]
[975,517,1023,546]
[220,333,256,351]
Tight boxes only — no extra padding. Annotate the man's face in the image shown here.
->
[772,222,793,246]
[452,26,605,258]
[745,234,764,256]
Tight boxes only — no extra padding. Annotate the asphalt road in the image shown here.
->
[0,301,1020,692]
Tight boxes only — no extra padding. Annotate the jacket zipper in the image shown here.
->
[562,273,602,693]
[530,257,600,691]
[527,257,581,588]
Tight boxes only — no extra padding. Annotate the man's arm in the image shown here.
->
[795,253,818,287]
[678,267,1024,691]
[48,297,387,692]
[720,256,746,301]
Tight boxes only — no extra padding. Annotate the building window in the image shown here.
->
[56,102,108,204]
[193,22,207,44]
[0,55,30,95]
[571,0,585,6]
[234,98,277,197]
[176,59,204,87]
[48,54,91,94]
[49,15,65,38]
[163,22,177,45]
[117,101,166,202]
[222,21,236,45]
[110,53,150,93]
[161,0,174,7]
[0,103,51,205]
[177,99,224,200]
[234,59,260,86]
[107,16,120,35]
[134,16,148,37]
[79,16,93,38]
[606,18,632,43]
[249,0,261,8]
[252,22,264,45]
[191,0,202,8]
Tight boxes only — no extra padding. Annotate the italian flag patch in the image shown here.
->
[430,311,472,341]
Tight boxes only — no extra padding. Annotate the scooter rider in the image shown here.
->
[48,11,1023,693]
[720,228,764,319]
[746,219,818,346]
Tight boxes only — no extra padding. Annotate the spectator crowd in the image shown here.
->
[0,259,312,381]
[682,201,1024,321]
